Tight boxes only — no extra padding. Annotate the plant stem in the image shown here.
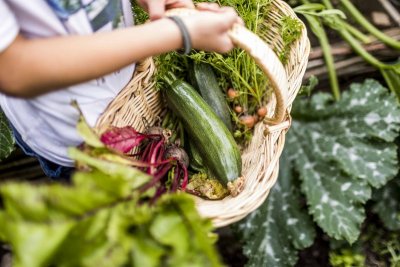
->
[178,122,185,147]
[381,68,400,100]
[321,0,400,99]
[299,0,341,100]
[343,22,371,44]
[161,112,171,128]
[340,0,400,50]
[162,72,177,88]
[338,29,387,69]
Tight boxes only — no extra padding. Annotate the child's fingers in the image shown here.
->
[166,0,195,9]
[218,7,240,30]
[236,17,244,26]
[218,35,235,53]
[147,0,166,20]
[196,2,221,12]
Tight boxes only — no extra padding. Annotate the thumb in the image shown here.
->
[147,0,166,20]
[218,7,239,31]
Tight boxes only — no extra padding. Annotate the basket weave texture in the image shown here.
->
[96,0,310,227]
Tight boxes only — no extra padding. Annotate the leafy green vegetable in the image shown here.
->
[155,52,189,90]
[73,100,104,148]
[69,148,150,190]
[0,108,15,161]
[0,124,223,267]
[279,15,303,63]
[287,79,400,243]
[237,150,316,267]
[373,177,400,231]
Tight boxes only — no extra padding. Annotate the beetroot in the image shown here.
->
[100,126,189,202]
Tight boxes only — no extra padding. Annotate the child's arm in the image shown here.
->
[0,7,238,98]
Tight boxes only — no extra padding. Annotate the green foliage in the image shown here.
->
[331,223,400,267]
[363,224,400,267]
[200,0,273,30]
[73,100,105,148]
[279,15,303,63]
[294,1,342,100]
[237,150,316,267]
[155,52,189,90]
[234,79,400,267]
[382,235,400,266]
[0,108,15,161]
[295,0,400,100]
[132,1,148,24]
[329,249,365,267]
[372,232,400,267]
[190,0,275,110]
[0,116,223,267]
[298,75,318,97]
[373,177,400,231]
[287,79,400,243]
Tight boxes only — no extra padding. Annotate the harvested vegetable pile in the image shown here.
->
[129,0,304,200]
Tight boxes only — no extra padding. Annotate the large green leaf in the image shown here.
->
[53,203,138,267]
[0,108,15,160]
[373,177,400,231]
[0,212,74,267]
[287,79,400,243]
[68,148,149,190]
[0,165,222,267]
[0,170,122,267]
[237,150,316,267]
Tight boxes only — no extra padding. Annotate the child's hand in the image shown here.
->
[137,0,195,20]
[181,6,242,54]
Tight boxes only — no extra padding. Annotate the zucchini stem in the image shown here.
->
[342,22,371,44]
[299,0,341,100]
[340,0,400,50]
[300,0,400,100]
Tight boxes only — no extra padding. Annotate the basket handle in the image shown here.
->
[228,24,289,124]
[166,8,289,124]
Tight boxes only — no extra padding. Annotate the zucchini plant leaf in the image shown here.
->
[372,177,400,231]
[287,79,400,243]
[237,150,316,267]
[0,108,15,161]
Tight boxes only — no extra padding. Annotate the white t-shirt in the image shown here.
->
[0,0,135,166]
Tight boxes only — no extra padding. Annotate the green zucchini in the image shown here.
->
[165,80,243,195]
[189,62,233,132]
[187,140,206,173]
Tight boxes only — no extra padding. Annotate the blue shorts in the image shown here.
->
[9,123,74,181]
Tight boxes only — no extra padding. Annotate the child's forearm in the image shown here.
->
[0,18,182,97]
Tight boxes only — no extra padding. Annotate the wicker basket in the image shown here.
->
[95,0,310,227]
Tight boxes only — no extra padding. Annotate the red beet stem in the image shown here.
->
[140,141,152,160]
[144,141,157,173]
[181,165,188,190]
[171,165,181,192]
[149,140,165,175]
[140,163,172,193]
